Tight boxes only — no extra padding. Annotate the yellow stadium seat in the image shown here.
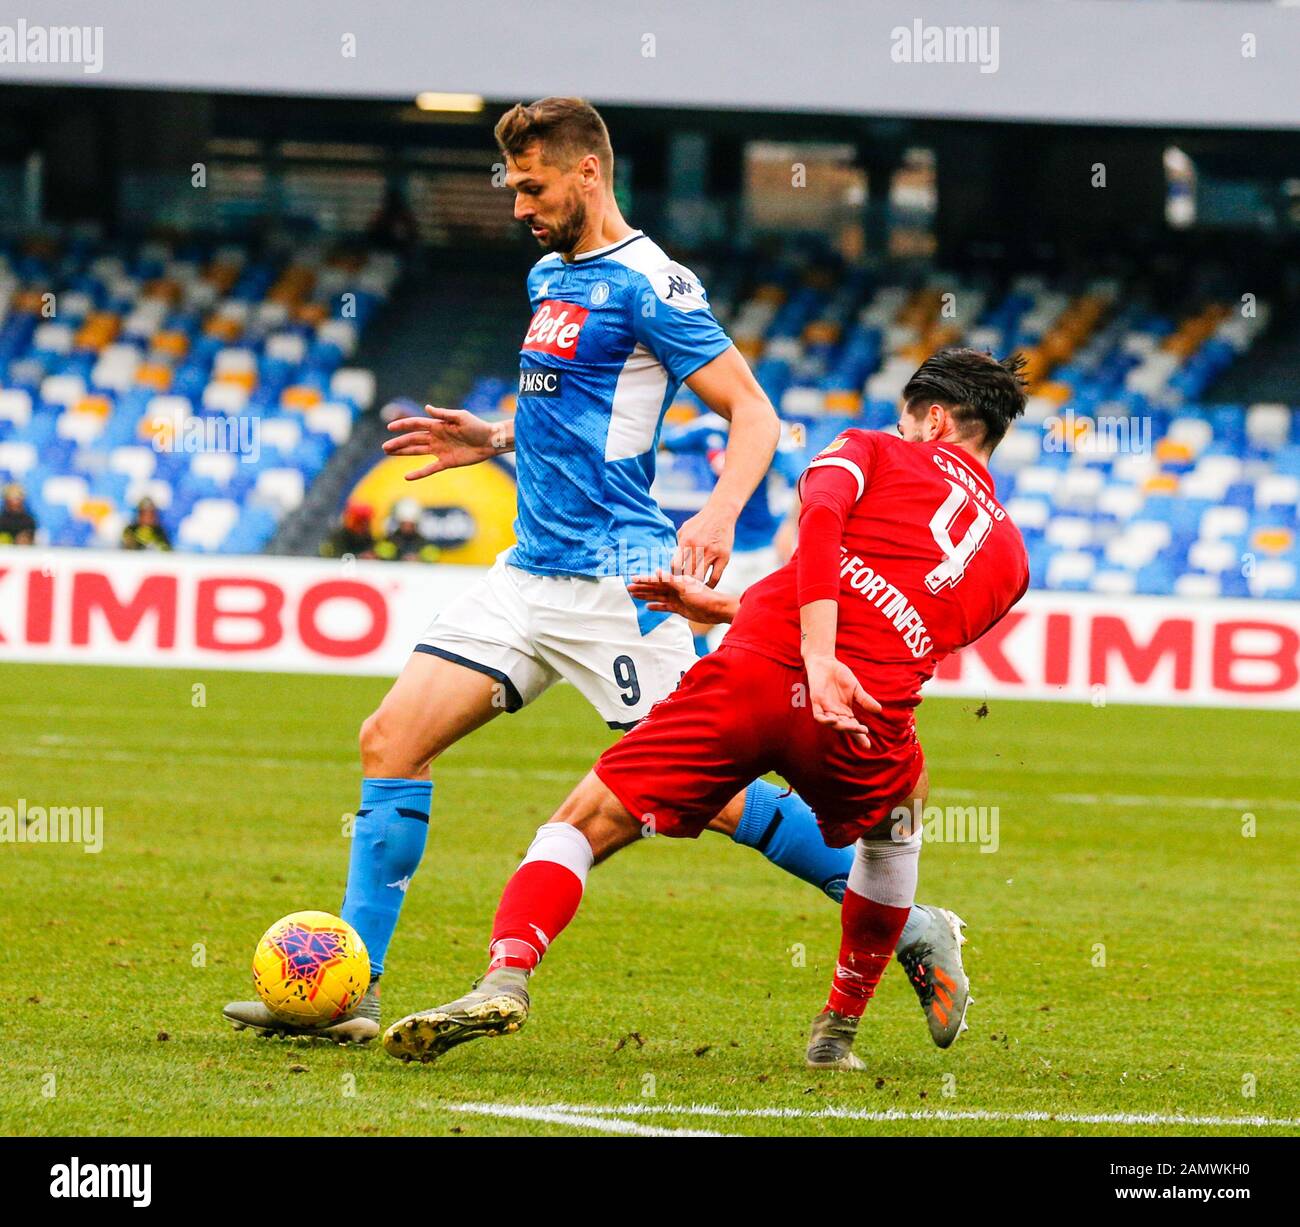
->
[152,331,190,359]
[824,390,862,416]
[135,363,174,392]
[215,369,258,392]
[1251,528,1294,556]
[803,321,841,346]
[281,385,323,412]
[203,317,243,342]
[76,497,115,524]
[74,395,113,419]
[1143,473,1180,495]
[1155,438,1193,464]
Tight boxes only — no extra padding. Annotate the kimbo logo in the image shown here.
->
[519,367,563,397]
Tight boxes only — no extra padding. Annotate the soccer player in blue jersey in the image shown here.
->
[222,98,967,1047]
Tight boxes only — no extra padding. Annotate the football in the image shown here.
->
[251,911,371,1026]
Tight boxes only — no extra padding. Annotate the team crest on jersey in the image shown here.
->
[817,434,849,457]
[589,280,610,306]
[522,299,589,359]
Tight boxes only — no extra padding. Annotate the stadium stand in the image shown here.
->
[0,231,397,553]
[465,251,1298,600]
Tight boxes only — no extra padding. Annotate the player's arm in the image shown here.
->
[382,407,514,482]
[796,458,881,748]
[677,346,780,583]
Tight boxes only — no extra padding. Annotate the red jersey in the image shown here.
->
[725,430,1029,710]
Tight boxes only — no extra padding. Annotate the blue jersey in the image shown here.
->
[661,413,805,552]
[508,231,732,579]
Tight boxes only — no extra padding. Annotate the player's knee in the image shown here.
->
[552,772,640,861]
[359,707,419,777]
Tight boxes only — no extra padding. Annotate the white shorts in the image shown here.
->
[416,554,698,728]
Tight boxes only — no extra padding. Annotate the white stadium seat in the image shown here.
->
[330,368,376,411]
[40,374,87,409]
[0,441,38,476]
[1046,551,1096,588]
[1245,404,1290,450]
[0,388,33,428]
[305,403,353,446]
[254,468,305,513]
[178,498,240,551]
[191,452,238,485]
[109,446,157,483]
[42,475,89,509]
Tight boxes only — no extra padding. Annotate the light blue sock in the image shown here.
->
[341,778,432,978]
[734,781,928,943]
[733,780,853,901]
[692,633,711,656]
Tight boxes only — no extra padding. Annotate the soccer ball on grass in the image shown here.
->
[252,910,370,1026]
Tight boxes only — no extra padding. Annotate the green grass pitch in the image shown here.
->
[2,662,1296,1137]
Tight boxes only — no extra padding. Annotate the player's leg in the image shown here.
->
[538,576,856,901]
[888,768,972,1048]
[807,819,922,1070]
[222,651,515,1042]
[384,648,765,1064]
[225,560,552,1042]
[383,771,642,1062]
[708,785,853,902]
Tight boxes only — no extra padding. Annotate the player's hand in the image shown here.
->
[803,654,882,749]
[673,509,734,587]
[382,406,496,481]
[627,570,739,625]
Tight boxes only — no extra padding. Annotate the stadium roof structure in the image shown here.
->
[2,0,1299,130]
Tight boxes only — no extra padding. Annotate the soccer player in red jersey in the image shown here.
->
[384,349,1031,1071]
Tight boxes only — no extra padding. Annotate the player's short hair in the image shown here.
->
[902,348,1028,449]
[494,97,615,184]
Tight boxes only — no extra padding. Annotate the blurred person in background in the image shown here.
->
[121,497,171,551]
[375,498,440,563]
[0,483,37,545]
[322,500,378,560]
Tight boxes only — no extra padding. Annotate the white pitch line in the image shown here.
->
[448,1101,732,1137]
[502,1102,1300,1130]
[940,787,1300,812]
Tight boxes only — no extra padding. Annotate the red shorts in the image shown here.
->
[593,644,925,848]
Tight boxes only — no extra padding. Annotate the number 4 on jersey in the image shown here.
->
[925,479,992,593]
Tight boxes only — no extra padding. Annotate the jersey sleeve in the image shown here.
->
[796,430,878,504]
[794,432,879,606]
[631,261,733,384]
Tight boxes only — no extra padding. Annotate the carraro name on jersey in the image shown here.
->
[931,450,1006,520]
[522,299,589,359]
[839,548,934,658]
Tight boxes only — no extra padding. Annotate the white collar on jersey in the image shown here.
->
[570,230,646,262]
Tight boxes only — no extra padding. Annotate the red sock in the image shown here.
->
[826,888,911,1018]
[487,861,585,972]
